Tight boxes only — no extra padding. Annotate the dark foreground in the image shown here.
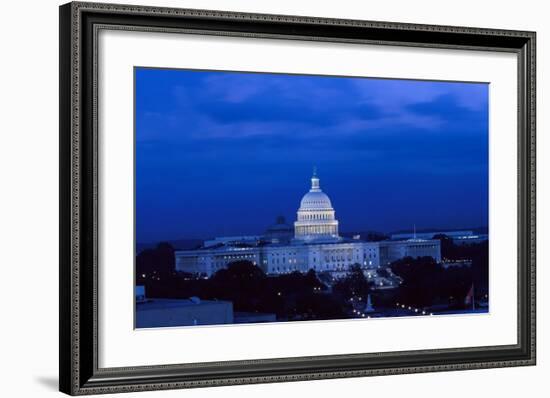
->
[135,239,488,328]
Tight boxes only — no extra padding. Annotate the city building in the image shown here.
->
[390,229,488,245]
[135,285,146,303]
[175,171,441,278]
[135,291,278,328]
[136,297,234,328]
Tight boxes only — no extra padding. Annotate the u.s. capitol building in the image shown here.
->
[175,171,441,278]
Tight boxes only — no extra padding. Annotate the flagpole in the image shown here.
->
[472,283,475,311]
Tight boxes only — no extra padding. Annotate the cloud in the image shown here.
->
[134,69,489,241]
[136,68,488,168]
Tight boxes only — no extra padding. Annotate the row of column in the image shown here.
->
[296,225,336,235]
[300,212,332,221]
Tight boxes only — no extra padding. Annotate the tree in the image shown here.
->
[333,264,371,298]
[390,256,475,308]
[209,261,268,312]
[295,293,347,320]
[212,260,266,282]
[432,234,453,259]
[136,242,175,284]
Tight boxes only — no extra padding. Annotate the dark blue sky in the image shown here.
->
[135,68,488,243]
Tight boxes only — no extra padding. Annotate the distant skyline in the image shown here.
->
[135,68,489,243]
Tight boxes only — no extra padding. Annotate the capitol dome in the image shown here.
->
[294,169,340,242]
[299,190,333,210]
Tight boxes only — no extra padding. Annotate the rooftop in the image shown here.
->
[136,298,232,310]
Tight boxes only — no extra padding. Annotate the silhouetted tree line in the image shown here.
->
[138,253,347,321]
[136,242,175,284]
[389,240,488,308]
[136,239,488,318]
[434,234,489,297]
[332,264,372,298]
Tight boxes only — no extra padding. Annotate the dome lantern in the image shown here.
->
[311,166,320,191]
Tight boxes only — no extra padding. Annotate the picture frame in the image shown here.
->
[59,1,536,395]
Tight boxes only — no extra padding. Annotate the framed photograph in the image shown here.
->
[59,1,536,395]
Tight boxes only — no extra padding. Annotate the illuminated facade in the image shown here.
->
[294,170,340,242]
[175,171,441,278]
